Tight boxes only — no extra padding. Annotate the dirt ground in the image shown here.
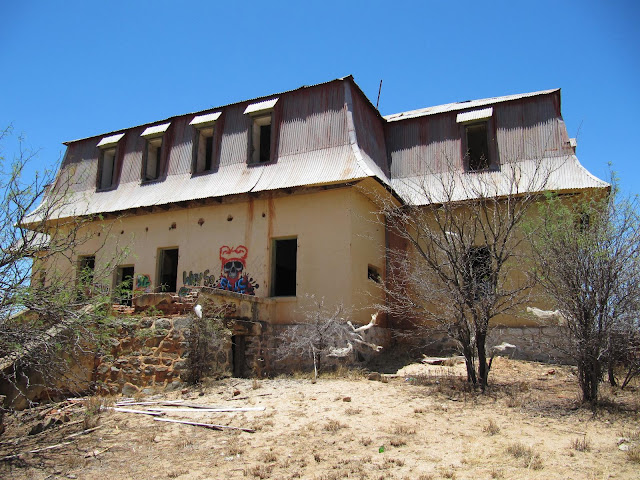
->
[1,357,639,480]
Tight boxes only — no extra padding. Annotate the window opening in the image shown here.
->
[251,115,272,164]
[466,123,490,171]
[98,147,117,190]
[157,248,179,293]
[368,265,382,283]
[193,126,214,173]
[114,265,135,306]
[272,238,297,297]
[465,247,495,301]
[144,136,162,181]
[464,246,494,301]
[77,255,95,286]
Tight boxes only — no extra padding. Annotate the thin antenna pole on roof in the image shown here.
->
[376,80,383,110]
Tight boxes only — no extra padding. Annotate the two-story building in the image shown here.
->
[28,76,607,368]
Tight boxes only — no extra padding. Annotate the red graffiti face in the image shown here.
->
[219,245,248,285]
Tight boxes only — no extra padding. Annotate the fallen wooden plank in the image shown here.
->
[153,417,255,433]
[147,406,264,413]
[109,407,165,416]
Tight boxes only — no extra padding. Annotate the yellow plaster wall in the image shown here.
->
[62,184,386,326]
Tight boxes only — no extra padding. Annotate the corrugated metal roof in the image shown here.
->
[27,145,369,221]
[189,112,221,126]
[456,107,493,123]
[141,123,170,137]
[96,133,124,148]
[244,98,278,115]
[391,155,609,206]
[385,89,558,122]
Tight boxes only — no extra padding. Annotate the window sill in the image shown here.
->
[140,177,164,185]
[270,295,297,301]
[96,185,118,193]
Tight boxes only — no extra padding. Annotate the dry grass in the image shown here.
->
[2,358,638,480]
[627,446,640,464]
[483,418,501,435]
[323,419,347,432]
[570,436,591,452]
[506,442,544,470]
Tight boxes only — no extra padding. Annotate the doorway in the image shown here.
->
[157,248,179,293]
[114,265,134,306]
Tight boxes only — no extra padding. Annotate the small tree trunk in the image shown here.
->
[476,332,489,391]
[461,344,477,385]
[311,346,318,383]
[607,359,617,387]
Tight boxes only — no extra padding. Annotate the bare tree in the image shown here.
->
[374,155,553,390]
[0,128,125,409]
[530,178,640,403]
[276,297,381,381]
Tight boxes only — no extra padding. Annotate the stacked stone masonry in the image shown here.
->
[94,316,230,396]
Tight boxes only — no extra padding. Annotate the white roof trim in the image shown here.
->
[244,98,278,115]
[189,112,221,127]
[141,123,170,138]
[456,107,493,124]
[96,133,124,148]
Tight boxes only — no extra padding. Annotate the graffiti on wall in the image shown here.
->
[217,245,259,295]
[134,274,152,293]
[183,270,216,287]
[179,245,259,296]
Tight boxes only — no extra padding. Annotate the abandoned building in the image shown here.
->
[26,76,607,379]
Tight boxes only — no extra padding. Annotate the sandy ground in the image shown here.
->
[1,357,639,480]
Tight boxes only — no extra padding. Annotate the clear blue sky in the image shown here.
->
[1,1,638,194]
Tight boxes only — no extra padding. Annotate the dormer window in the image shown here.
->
[96,133,124,190]
[189,112,221,174]
[244,98,278,164]
[141,123,170,182]
[457,108,494,171]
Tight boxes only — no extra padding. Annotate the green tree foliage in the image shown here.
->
[530,179,640,403]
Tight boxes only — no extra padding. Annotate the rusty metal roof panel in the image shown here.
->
[392,155,609,206]
[252,145,365,192]
[385,89,558,122]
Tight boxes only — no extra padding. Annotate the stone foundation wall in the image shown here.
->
[94,316,231,396]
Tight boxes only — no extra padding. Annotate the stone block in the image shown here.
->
[122,383,139,396]
[173,317,191,330]
[154,318,172,331]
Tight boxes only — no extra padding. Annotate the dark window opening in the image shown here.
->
[251,115,272,164]
[98,147,117,190]
[158,248,179,293]
[368,265,382,283]
[114,266,135,306]
[259,124,271,163]
[466,123,490,171]
[77,255,95,286]
[272,238,297,297]
[578,212,590,232]
[144,137,163,181]
[193,127,214,173]
[464,246,494,301]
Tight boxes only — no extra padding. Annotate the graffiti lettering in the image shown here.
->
[183,269,215,287]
